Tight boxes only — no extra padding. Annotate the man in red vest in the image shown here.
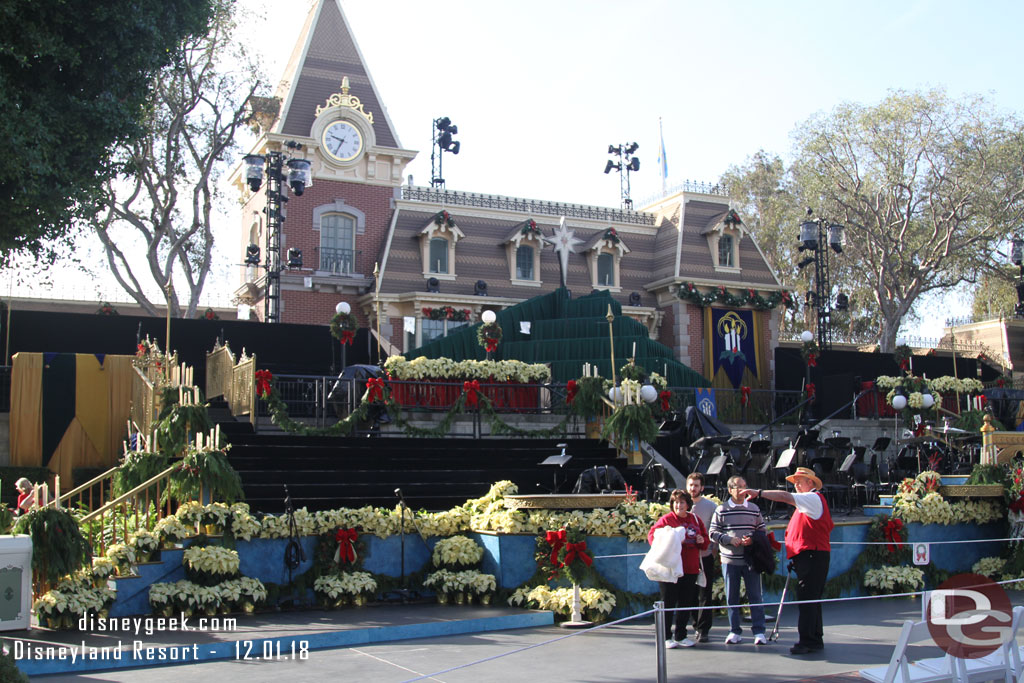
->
[742,466,834,656]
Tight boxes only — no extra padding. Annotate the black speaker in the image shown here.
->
[629,291,642,305]
[427,277,441,293]
[474,280,488,295]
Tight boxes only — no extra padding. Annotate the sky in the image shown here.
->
[21,0,1024,336]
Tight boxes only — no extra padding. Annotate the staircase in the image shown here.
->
[225,432,628,512]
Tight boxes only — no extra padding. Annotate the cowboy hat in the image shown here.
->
[785,467,822,490]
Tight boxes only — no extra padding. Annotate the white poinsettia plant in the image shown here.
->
[183,546,240,576]
[863,566,925,593]
[34,575,117,625]
[129,529,159,556]
[148,577,266,616]
[508,585,615,620]
[432,536,484,568]
[314,571,378,599]
[384,356,550,384]
[155,515,191,543]
[90,557,116,580]
[105,543,136,571]
[175,501,206,526]
[424,569,496,595]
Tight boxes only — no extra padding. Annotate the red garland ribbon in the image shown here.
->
[255,370,273,398]
[464,380,481,408]
[485,337,499,353]
[366,377,386,403]
[805,382,816,400]
[335,528,358,564]
[545,529,567,568]
[740,386,751,406]
[882,518,903,553]
[340,330,355,345]
[658,390,671,412]
[564,541,593,568]
[566,380,578,405]
[807,352,818,367]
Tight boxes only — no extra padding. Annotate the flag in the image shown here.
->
[657,117,667,194]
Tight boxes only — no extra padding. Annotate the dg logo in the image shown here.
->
[926,573,1013,658]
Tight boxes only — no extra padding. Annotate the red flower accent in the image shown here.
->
[136,344,146,355]
[340,330,355,345]
[366,377,386,403]
[335,528,358,564]
[807,352,817,367]
[882,518,904,553]
[658,390,671,412]
[805,383,816,400]
[566,380,578,404]
[485,337,499,353]
[564,541,593,567]
[422,307,432,316]
[463,380,481,408]
[255,370,273,398]
[545,529,567,569]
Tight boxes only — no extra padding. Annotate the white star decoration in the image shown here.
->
[544,217,583,286]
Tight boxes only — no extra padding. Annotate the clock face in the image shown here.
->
[321,120,364,162]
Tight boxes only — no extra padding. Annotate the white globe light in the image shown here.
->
[800,330,814,343]
[608,386,623,402]
[922,393,935,409]
[892,394,908,410]
[335,301,351,315]
[482,310,497,324]
[640,384,658,403]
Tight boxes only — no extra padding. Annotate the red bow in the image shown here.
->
[136,343,146,355]
[485,337,499,353]
[340,330,355,345]
[882,518,903,553]
[464,380,481,408]
[659,390,671,412]
[1009,493,1024,514]
[566,380,578,405]
[899,358,909,371]
[545,529,567,567]
[805,383,816,400]
[255,370,273,398]
[807,352,817,367]
[366,377,386,403]
[564,541,593,568]
[740,386,751,406]
[335,528,358,564]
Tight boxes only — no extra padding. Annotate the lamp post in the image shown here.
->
[801,329,815,423]
[242,143,312,323]
[796,208,844,350]
[481,309,497,360]
[336,301,351,373]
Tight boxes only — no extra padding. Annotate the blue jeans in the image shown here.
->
[723,562,765,635]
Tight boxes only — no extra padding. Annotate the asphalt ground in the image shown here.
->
[29,592,1024,682]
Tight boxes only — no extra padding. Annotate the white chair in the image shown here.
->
[859,619,958,683]
[951,605,1023,683]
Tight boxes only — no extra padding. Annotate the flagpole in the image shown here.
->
[658,117,667,197]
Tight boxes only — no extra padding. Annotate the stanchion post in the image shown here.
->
[654,600,667,683]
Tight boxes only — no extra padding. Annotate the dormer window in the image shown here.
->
[504,218,544,286]
[583,226,630,291]
[703,208,744,272]
[419,210,464,281]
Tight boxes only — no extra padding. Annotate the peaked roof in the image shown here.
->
[275,0,401,149]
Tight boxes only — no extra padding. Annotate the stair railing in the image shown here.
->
[78,462,181,556]
[46,464,121,516]
[205,341,235,402]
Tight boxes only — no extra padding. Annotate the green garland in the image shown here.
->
[568,376,606,418]
[677,282,794,310]
[478,322,503,350]
[168,447,245,504]
[602,403,659,446]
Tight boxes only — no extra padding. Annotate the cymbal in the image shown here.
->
[937,426,969,434]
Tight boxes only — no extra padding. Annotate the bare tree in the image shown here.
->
[91,0,260,318]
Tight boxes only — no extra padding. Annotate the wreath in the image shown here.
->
[423,307,471,322]
[894,343,913,372]
[97,301,118,316]
[478,322,502,353]
[203,308,218,320]
[433,210,457,228]
[330,311,358,345]
[520,219,541,236]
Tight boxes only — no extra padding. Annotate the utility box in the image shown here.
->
[0,536,32,630]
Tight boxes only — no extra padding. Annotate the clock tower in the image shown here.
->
[233,0,415,329]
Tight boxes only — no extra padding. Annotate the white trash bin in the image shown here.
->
[0,535,32,630]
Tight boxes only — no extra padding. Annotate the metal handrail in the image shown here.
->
[49,464,120,510]
[79,462,178,524]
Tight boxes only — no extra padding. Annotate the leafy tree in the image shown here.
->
[0,0,214,258]
[727,90,1024,351]
[90,0,261,318]
[791,89,1024,352]
[970,266,1018,320]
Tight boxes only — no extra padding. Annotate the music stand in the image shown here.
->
[539,453,572,493]
[838,452,859,473]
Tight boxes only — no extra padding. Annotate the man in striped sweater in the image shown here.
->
[708,475,767,645]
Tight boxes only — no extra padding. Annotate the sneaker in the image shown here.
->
[753,634,767,645]
[666,639,681,649]
[679,638,696,648]
[725,633,743,644]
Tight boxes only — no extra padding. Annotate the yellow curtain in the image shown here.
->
[9,353,134,484]
[9,353,43,467]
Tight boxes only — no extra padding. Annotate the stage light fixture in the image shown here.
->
[243,155,265,192]
[835,293,849,311]
[603,160,618,174]
[628,157,640,172]
[245,243,261,266]
[286,159,312,196]
[1013,237,1023,267]
[797,256,815,269]
[287,248,303,268]
[828,223,845,253]
[625,142,639,154]
[799,220,819,250]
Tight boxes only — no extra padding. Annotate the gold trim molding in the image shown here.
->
[316,76,374,124]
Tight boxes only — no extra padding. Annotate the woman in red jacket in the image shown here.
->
[648,489,709,648]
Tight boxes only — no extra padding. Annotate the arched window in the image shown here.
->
[321,213,355,274]
[516,245,534,280]
[597,253,615,287]
[429,237,449,274]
